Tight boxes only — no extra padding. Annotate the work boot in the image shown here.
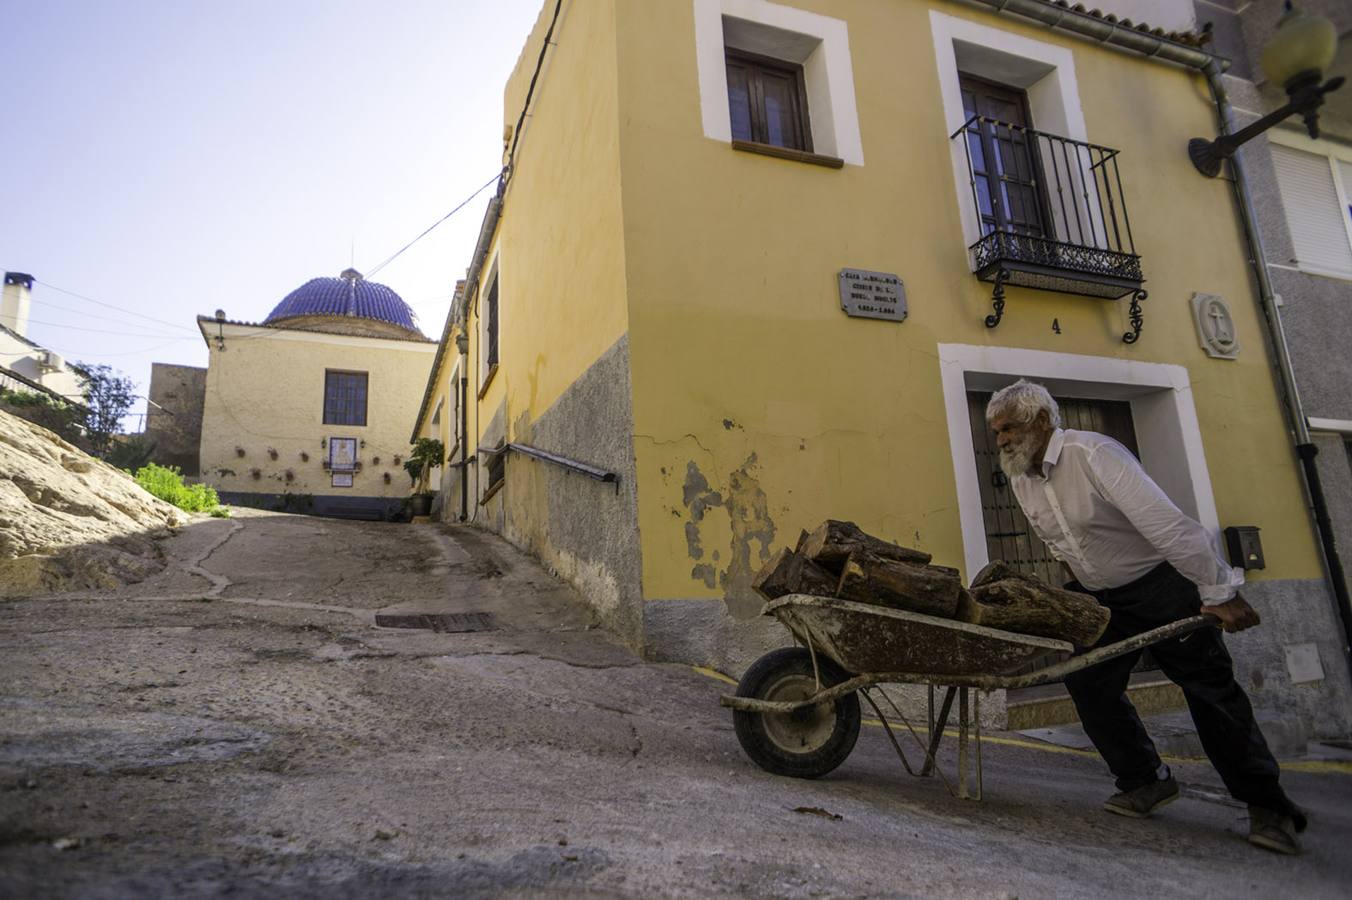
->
[1248,805,1301,856]
[1102,774,1179,818]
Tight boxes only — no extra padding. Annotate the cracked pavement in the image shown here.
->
[2,509,1350,898]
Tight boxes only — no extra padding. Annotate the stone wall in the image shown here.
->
[146,363,206,476]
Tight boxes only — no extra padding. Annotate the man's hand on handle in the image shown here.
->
[1201,593,1261,633]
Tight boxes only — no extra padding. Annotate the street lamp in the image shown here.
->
[1190,2,1343,178]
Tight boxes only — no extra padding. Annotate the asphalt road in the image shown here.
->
[2,509,1349,898]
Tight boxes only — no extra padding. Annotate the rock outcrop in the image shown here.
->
[0,409,186,597]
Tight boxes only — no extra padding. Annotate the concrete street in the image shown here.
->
[2,510,1350,898]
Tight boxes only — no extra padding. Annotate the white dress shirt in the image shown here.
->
[1010,428,1244,604]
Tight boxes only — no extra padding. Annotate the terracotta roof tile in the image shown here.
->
[1046,0,1209,48]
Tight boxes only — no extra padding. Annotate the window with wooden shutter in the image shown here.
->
[1270,142,1352,279]
[724,49,812,152]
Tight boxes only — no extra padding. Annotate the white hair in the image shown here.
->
[986,379,1061,429]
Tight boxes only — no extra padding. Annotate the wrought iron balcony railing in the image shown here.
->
[952,115,1146,342]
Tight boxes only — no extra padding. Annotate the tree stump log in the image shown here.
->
[799,519,931,570]
[752,548,840,601]
[836,555,962,618]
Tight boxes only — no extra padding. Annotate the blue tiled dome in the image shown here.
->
[265,269,418,332]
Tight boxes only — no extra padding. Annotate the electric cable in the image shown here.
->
[31,337,192,359]
[364,173,502,279]
[503,0,564,187]
[30,296,197,333]
[22,317,190,339]
[34,280,200,334]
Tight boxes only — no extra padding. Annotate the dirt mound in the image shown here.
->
[0,409,186,597]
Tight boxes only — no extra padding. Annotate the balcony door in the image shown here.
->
[959,74,1049,240]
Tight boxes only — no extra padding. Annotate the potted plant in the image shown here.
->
[404,437,445,517]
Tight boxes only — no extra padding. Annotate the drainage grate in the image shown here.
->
[374,612,498,633]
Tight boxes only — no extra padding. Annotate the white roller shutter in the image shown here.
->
[1270,143,1352,279]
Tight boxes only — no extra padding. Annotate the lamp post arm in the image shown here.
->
[1189,75,1343,177]
[1210,100,1302,157]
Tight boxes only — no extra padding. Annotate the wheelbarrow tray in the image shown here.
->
[765,594,1072,678]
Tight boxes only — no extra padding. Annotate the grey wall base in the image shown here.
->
[462,336,646,650]
[643,598,792,677]
[1227,578,1352,743]
[219,491,404,521]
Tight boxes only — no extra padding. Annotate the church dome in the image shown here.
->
[264,269,421,336]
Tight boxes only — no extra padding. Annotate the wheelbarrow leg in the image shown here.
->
[974,689,983,801]
[922,685,957,777]
[927,685,935,746]
[958,687,970,799]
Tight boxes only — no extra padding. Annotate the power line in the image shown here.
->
[32,295,193,332]
[35,280,200,334]
[22,317,191,339]
[22,335,183,364]
[365,173,501,279]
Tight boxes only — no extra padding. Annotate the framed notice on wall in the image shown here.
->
[328,437,357,471]
[331,472,354,488]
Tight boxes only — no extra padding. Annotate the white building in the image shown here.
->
[1,272,87,405]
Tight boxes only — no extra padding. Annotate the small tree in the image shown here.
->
[404,437,445,495]
[77,363,137,458]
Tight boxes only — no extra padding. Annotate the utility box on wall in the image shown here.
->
[1224,526,1265,570]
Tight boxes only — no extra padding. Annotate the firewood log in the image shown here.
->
[835,554,961,618]
[799,519,931,570]
[961,578,1110,646]
[752,548,839,601]
[969,560,1027,589]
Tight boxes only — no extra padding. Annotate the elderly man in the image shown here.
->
[986,379,1304,855]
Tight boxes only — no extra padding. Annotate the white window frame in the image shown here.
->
[938,343,1223,580]
[1267,128,1352,283]
[693,0,864,166]
[930,11,1104,253]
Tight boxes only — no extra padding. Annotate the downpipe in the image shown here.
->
[1202,59,1352,670]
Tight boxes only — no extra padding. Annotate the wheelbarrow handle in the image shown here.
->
[998,614,1218,691]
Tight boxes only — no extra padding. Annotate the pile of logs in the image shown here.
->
[752,520,1109,646]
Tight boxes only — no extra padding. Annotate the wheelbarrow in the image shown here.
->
[719,594,1213,799]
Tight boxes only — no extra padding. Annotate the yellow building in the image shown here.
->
[414,1,1351,737]
[201,269,437,518]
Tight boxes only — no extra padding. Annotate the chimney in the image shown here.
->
[2,272,34,337]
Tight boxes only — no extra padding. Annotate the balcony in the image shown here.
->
[952,115,1146,342]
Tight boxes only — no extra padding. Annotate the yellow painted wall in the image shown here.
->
[200,324,436,498]
[467,1,630,494]
[610,0,1323,604]
[475,0,629,427]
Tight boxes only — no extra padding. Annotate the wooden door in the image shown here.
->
[967,392,1140,587]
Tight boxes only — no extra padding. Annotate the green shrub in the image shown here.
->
[0,388,85,443]
[208,507,232,518]
[134,463,221,513]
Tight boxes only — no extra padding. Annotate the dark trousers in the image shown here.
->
[1063,562,1299,820]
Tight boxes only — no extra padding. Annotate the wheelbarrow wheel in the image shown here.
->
[733,647,860,778]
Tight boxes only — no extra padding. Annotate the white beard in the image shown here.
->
[999,436,1039,480]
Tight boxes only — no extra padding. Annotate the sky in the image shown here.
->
[0,0,545,427]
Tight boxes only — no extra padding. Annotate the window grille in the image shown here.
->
[323,371,368,426]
